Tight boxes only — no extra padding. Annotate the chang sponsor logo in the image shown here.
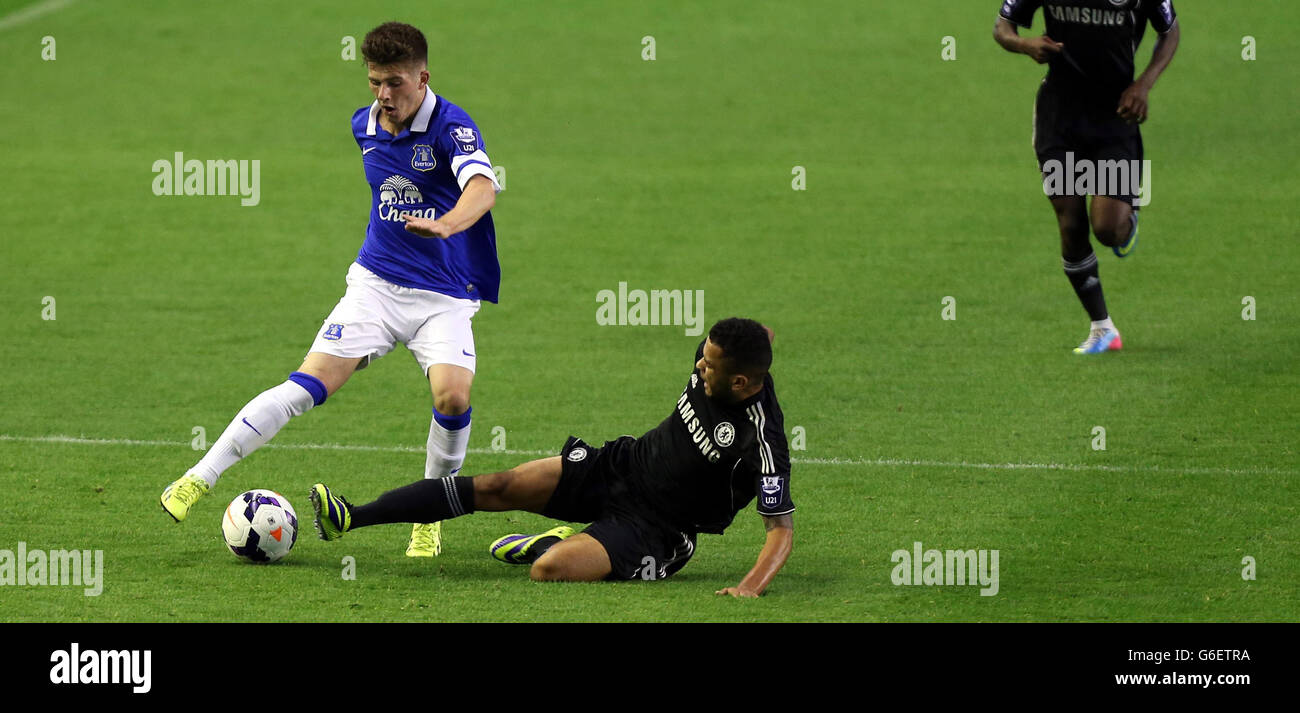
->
[377,175,436,223]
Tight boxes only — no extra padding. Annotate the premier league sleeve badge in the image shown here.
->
[450,126,479,154]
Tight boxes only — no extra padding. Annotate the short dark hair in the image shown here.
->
[708,318,772,379]
[362,22,428,67]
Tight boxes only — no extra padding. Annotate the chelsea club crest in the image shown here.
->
[411,145,437,172]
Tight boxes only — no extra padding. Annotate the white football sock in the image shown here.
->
[190,380,318,487]
[425,408,472,479]
[1091,318,1117,333]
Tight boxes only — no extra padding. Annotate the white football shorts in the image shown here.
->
[307,262,480,375]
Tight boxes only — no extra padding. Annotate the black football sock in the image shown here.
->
[1062,251,1109,322]
[349,476,476,529]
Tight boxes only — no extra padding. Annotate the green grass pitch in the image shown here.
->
[0,0,1296,622]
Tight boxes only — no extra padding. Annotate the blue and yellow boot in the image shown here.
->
[489,525,576,564]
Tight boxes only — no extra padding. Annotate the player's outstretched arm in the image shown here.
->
[1118,22,1180,124]
[993,17,1062,64]
[403,174,497,239]
[716,513,793,598]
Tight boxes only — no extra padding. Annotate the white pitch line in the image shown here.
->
[0,431,553,460]
[798,455,1298,477]
[0,0,75,32]
[1,433,1294,477]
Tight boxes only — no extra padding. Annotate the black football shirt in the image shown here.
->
[1000,0,1178,105]
[623,342,794,535]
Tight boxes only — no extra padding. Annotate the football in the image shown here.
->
[221,490,299,563]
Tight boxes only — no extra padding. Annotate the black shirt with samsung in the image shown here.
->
[623,342,794,535]
[1000,0,1178,107]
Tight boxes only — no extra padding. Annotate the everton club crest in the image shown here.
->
[411,145,437,172]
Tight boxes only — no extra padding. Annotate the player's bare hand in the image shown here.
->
[1023,35,1064,64]
[715,586,760,598]
[1117,81,1150,124]
[402,215,455,239]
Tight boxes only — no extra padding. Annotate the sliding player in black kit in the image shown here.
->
[309,318,794,597]
[994,1,1180,354]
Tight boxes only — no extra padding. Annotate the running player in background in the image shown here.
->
[994,1,1179,354]
[162,22,504,559]
[310,318,795,597]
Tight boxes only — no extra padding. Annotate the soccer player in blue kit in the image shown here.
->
[161,22,503,558]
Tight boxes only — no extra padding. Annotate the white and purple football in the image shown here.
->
[221,489,299,563]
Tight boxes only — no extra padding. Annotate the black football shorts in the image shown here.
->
[542,436,697,581]
[1033,80,1145,207]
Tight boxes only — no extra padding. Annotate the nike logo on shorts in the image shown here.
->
[362,147,377,156]
[462,350,475,357]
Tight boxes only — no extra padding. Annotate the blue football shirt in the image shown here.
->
[352,87,503,302]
